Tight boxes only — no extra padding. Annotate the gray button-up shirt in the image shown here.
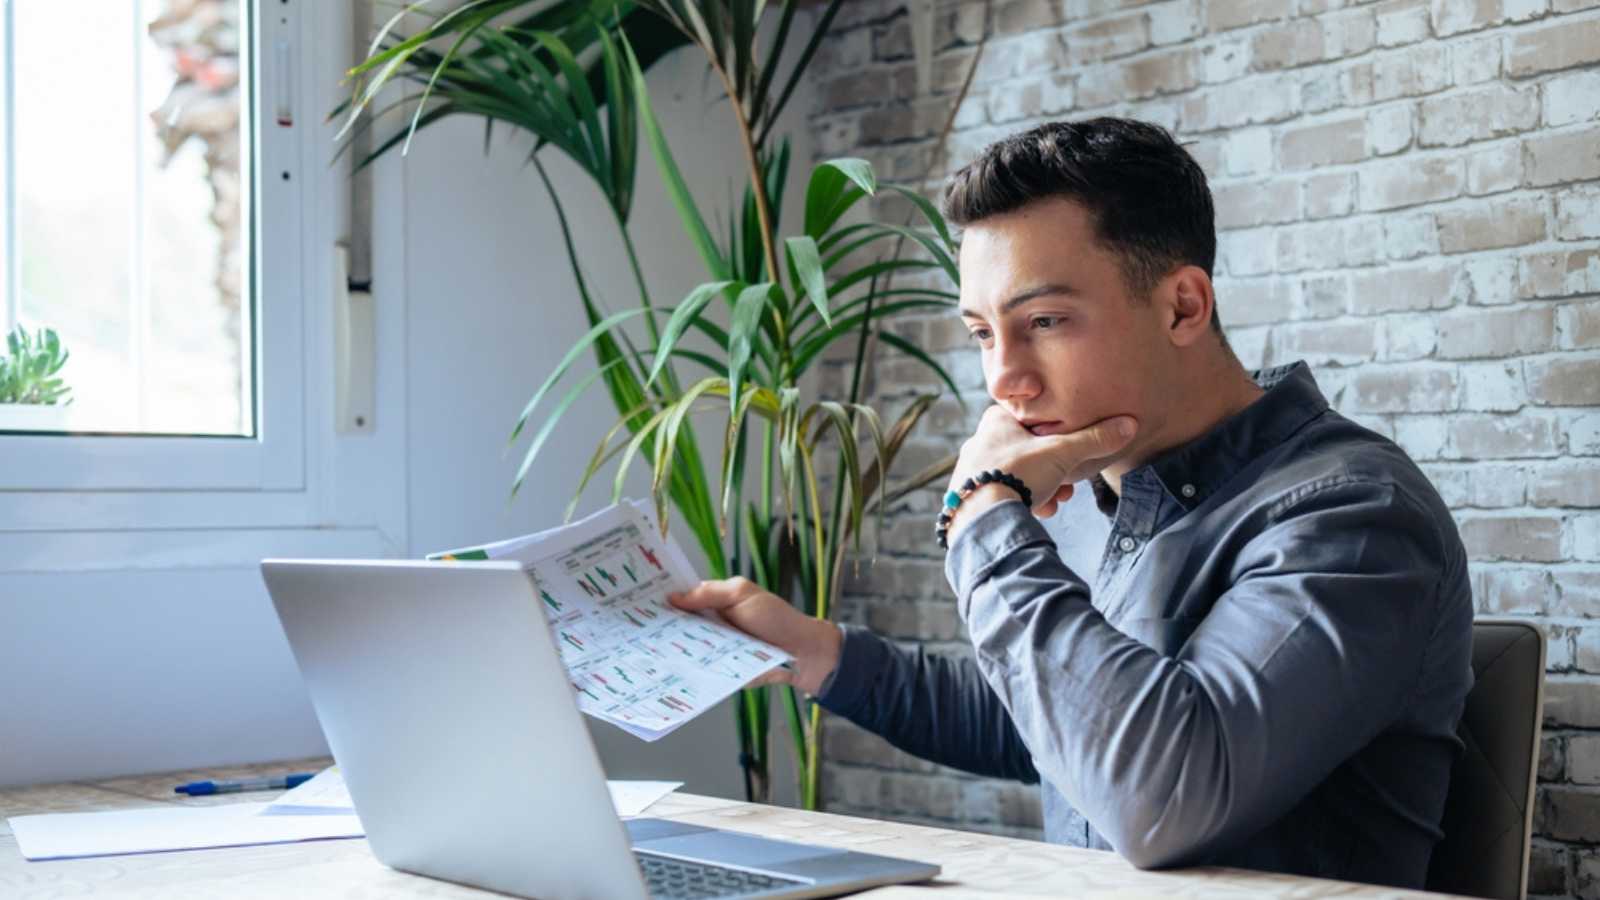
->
[818,361,1473,889]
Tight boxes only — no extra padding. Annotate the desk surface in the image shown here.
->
[1,757,1451,898]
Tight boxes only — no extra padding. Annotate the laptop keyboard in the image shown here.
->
[635,851,807,898]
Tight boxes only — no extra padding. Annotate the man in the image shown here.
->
[669,118,1473,889]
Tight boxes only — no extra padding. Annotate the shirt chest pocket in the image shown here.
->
[1113,614,1205,657]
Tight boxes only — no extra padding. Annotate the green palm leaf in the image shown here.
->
[624,33,729,279]
[509,307,651,447]
[649,280,740,388]
[784,236,831,329]
[803,158,874,239]
[726,283,775,419]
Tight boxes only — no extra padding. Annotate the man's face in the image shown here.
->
[957,196,1170,468]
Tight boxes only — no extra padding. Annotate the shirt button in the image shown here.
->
[1118,536,1137,553]
[1181,483,1197,498]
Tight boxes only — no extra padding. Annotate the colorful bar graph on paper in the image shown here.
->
[433,500,789,743]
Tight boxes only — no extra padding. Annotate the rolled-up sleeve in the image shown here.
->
[945,481,1443,869]
[816,623,1040,784]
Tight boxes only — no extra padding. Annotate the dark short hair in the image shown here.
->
[942,118,1220,331]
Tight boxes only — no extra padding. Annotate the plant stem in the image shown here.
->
[736,701,754,801]
[798,440,828,623]
[761,421,774,523]
[822,280,878,605]
[794,437,830,811]
[612,206,663,350]
[709,64,785,349]
[805,699,822,808]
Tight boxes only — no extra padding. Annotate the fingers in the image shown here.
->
[748,669,792,689]
[1088,415,1139,452]
[1050,415,1138,484]
[667,575,761,612]
[978,403,1047,442]
[668,576,798,646]
[1034,483,1074,518]
[980,403,1019,428]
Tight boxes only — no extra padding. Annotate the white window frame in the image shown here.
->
[0,0,403,549]
[0,0,299,491]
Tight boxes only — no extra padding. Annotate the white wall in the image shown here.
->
[399,39,814,802]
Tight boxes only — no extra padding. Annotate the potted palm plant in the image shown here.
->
[340,0,963,809]
[0,325,75,433]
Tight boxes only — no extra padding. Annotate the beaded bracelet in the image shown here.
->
[935,468,1033,549]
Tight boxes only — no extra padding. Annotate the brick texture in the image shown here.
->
[805,1,1600,889]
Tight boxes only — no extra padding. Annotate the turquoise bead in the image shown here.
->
[943,489,962,509]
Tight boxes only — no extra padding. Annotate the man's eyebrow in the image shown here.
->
[958,283,1078,319]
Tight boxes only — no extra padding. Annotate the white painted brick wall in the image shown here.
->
[806,1,1600,892]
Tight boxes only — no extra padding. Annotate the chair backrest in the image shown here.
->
[1425,619,1546,900]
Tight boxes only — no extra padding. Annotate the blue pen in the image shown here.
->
[174,773,315,796]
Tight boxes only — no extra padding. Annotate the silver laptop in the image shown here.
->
[261,558,940,900]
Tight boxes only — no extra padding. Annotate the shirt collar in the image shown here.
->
[1090,361,1330,518]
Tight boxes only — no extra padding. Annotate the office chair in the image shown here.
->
[1426,619,1546,900]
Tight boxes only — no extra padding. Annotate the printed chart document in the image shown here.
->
[430,499,790,741]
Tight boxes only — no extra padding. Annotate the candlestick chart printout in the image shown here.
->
[430,501,789,740]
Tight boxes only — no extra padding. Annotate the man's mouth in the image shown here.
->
[1022,419,1065,435]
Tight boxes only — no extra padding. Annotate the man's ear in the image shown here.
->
[1162,266,1215,349]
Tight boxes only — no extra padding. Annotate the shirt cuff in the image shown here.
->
[813,623,891,719]
[943,498,1056,603]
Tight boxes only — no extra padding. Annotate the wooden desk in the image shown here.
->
[1,758,1449,898]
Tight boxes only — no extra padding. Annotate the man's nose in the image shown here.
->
[986,339,1041,402]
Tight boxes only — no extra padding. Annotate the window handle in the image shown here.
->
[333,244,374,434]
[273,37,293,127]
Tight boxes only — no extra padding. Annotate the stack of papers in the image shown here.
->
[9,802,362,861]
[9,766,682,861]
[261,766,682,820]
[430,499,790,741]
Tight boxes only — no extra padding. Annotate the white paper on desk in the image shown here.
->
[8,802,363,861]
[256,766,354,816]
[606,780,683,817]
[261,766,682,819]
[429,499,789,741]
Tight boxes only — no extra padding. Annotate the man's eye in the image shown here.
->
[968,329,992,342]
[1031,316,1061,330]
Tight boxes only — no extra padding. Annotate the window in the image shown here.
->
[0,0,309,496]
[1,0,253,437]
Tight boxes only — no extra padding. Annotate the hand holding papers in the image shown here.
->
[429,499,790,741]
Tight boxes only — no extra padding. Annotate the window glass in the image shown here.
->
[1,0,252,436]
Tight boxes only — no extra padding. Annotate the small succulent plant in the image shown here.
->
[0,326,73,405]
